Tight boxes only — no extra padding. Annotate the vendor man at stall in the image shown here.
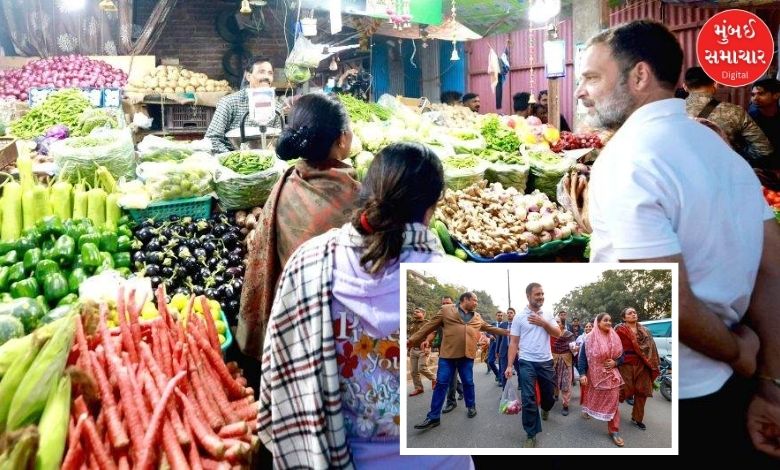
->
[205,56,285,154]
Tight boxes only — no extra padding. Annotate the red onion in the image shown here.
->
[0,55,127,101]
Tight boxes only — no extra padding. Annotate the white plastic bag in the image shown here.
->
[499,375,521,415]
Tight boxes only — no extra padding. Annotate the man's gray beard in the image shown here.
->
[582,79,636,131]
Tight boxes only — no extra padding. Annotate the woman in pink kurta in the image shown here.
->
[577,313,625,447]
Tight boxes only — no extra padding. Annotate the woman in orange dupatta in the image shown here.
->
[577,313,625,447]
[615,307,660,431]
[237,93,361,361]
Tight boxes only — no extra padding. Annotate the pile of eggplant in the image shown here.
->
[131,213,247,324]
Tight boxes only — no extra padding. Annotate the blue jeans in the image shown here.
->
[427,358,475,420]
[487,341,500,379]
[499,355,521,388]
[518,359,556,438]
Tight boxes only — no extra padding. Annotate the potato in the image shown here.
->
[153,87,162,93]
[185,85,196,93]
[181,70,191,78]
[196,86,205,92]
[205,85,215,92]
[163,87,174,93]
[175,86,184,93]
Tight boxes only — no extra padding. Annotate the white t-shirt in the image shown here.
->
[588,98,773,399]
[509,306,558,362]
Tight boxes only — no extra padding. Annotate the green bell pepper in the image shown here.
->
[67,268,88,294]
[1,250,18,267]
[0,266,9,292]
[118,215,131,227]
[35,259,60,285]
[43,272,69,304]
[80,243,101,268]
[21,228,42,246]
[10,277,39,298]
[51,235,76,266]
[112,252,131,269]
[116,267,132,278]
[117,225,134,239]
[13,236,37,255]
[78,233,102,251]
[62,219,86,241]
[99,232,118,253]
[36,215,64,238]
[41,237,56,259]
[116,235,132,252]
[8,262,26,284]
[23,248,42,273]
[35,295,49,314]
[57,293,79,307]
[0,241,16,256]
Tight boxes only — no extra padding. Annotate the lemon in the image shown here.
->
[214,320,227,335]
[171,293,188,312]
[521,132,538,146]
[141,302,159,319]
[218,334,226,345]
[208,300,222,319]
[542,126,560,144]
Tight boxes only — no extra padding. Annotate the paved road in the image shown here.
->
[405,357,672,449]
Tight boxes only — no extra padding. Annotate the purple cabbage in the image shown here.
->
[36,124,70,155]
[44,124,69,139]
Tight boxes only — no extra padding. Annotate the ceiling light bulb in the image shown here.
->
[99,0,118,12]
[240,0,252,15]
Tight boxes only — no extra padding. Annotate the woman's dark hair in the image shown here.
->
[352,142,444,274]
[276,93,350,162]
[596,312,611,325]
[620,307,635,319]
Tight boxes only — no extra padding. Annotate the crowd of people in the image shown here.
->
[407,283,662,448]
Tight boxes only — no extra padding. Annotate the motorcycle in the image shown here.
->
[656,355,672,401]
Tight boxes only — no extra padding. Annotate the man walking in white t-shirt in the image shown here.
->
[504,283,562,448]
[576,19,780,461]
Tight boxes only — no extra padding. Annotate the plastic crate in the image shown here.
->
[163,104,215,130]
[220,308,233,355]
[128,195,212,222]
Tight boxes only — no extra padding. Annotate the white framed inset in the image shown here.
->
[399,262,678,456]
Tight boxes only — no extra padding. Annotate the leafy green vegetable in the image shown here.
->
[339,94,391,122]
[480,115,520,153]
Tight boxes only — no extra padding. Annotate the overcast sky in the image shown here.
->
[407,263,630,314]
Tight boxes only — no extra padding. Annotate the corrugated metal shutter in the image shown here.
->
[403,40,422,98]
[467,21,575,125]
[440,41,467,95]
[371,38,391,102]
[420,40,441,102]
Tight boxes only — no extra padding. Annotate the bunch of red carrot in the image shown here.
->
[61,285,258,470]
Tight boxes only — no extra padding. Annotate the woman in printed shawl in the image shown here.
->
[258,142,473,469]
[615,307,661,431]
[237,93,361,361]
[577,313,626,447]
[552,317,576,416]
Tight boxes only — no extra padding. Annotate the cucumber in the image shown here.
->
[434,220,455,254]
[454,248,469,261]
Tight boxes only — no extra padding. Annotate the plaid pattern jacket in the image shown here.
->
[258,223,442,469]
[205,89,284,154]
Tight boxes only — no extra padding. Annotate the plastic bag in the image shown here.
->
[51,128,135,183]
[213,149,284,210]
[442,156,489,191]
[139,155,216,201]
[485,161,530,192]
[286,36,326,68]
[137,135,211,163]
[499,375,521,415]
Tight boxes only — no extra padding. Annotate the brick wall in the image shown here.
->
[138,0,290,84]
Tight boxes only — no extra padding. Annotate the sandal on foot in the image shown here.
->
[610,432,624,447]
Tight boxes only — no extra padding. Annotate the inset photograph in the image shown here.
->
[401,263,676,454]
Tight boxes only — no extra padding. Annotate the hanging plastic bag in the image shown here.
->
[499,375,521,415]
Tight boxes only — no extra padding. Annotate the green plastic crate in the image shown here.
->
[128,195,212,222]
[219,308,233,355]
